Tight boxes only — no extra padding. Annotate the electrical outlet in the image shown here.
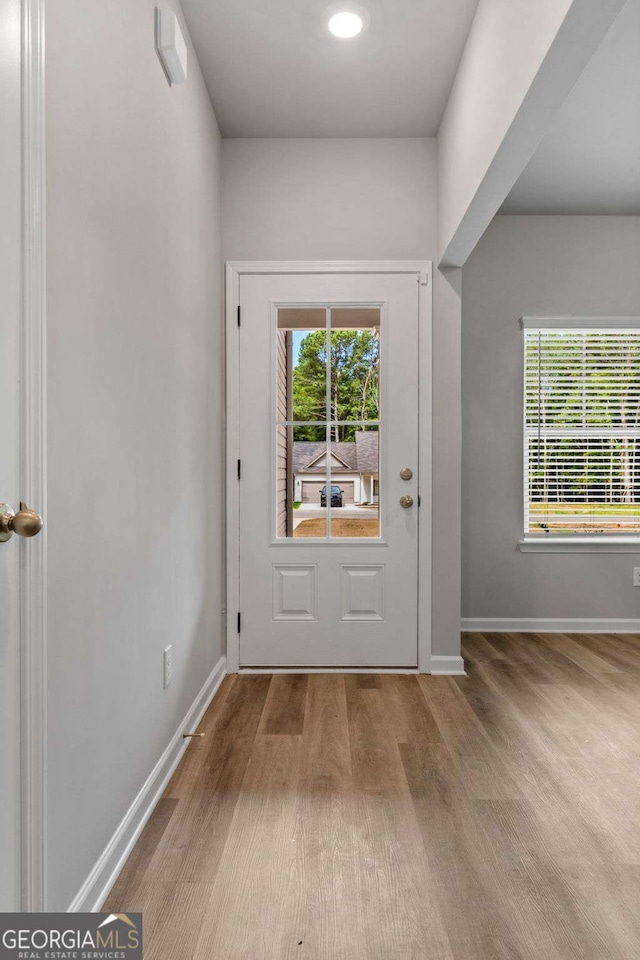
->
[163,645,173,688]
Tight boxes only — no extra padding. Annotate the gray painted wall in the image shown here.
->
[223,137,462,659]
[46,0,223,909]
[223,138,437,261]
[462,215,640,619]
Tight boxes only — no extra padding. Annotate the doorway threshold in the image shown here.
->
[239,665,419,674]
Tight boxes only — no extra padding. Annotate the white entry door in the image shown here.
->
[234,267,428,668]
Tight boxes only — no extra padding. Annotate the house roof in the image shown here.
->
[293,431,378,475]
[355,431,379,474]
[293,442,322,473]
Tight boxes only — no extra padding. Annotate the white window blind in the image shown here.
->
[524,323,640,537]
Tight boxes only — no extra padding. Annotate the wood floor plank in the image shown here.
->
[509,631,609,687]
[107,798,178,891]
[262,673,308,735]
[291,675,364,959]
[380,674,444,745]
[399,749,530,960]
[573,632,640,673]
[300,673,351,784]
[559,864,640,954]
[454,660,568,804]
[538,632,622,678]
[343,675,454,959]
[462,632,508,663]
[419,674,523,800]
[191,731,305,960]
[105,880,215,960]
[104,635,640,959]
[354,673,382,688]
[138,676,272,883]
[164,676,236,800]
[213,674,274,740]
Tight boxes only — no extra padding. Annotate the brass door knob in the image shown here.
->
[399,495,414,509]
[399,467,413,481]
[0,502,44,542]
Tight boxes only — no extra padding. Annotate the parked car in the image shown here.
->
[320,485,343,507]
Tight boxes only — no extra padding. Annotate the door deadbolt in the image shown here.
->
[399,467,413,481]
[0,503,44,542]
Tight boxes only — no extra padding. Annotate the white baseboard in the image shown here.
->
[68,655,227,913]
[462,618,640,634]
[429,655,467,676]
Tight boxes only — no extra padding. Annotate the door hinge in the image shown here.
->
[418,494,421,507]
[237,459,241,480]
[237,305,241,327]
[237,611,241,633]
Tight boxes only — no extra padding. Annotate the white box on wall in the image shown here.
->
[155,8,187,86]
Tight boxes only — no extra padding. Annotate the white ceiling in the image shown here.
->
[502,0,640,214]
[180,0,480,138]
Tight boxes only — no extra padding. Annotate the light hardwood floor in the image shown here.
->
[105,633,640,959]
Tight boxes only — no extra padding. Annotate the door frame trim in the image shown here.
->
[20,0,47,911]
[225,260,433,673]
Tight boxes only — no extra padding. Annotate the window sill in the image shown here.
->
[518,537,640,554]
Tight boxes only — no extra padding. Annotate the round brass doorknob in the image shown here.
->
[0,503,44,542]
[399,495,414,509]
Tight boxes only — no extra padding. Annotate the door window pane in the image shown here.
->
[330,308,380,427]
[278,308,328,426]
[329,426,380,538]
[276,425,329,539]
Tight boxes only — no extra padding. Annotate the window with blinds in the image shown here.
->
[524,323,640,537]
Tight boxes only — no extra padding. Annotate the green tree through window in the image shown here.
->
[293,330,379,441]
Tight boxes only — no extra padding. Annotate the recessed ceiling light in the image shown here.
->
[328,10,363,38]
[323,3,369,40]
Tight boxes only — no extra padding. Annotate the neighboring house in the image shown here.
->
[293,431,379,504]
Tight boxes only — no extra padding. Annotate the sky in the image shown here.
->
[292,330,305,368]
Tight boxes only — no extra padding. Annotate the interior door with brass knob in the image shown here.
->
[236,268,425,668]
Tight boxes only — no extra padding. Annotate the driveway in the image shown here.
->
[293,503,378,531]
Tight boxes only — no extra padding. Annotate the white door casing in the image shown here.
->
[0,0,24,909]
[226,262,432,671]
[0,0,47,910]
